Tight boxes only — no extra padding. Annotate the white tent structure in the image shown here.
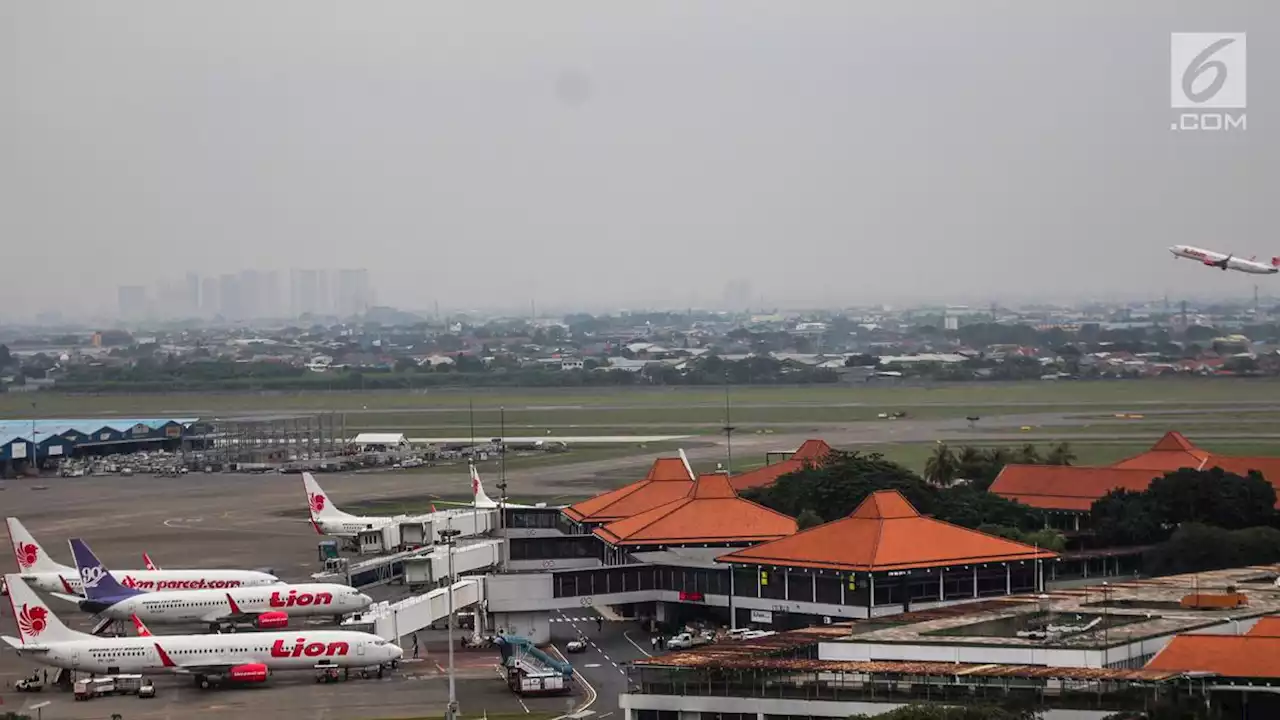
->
[351,432,410,452]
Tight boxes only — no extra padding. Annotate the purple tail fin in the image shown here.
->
[68,538,143,601]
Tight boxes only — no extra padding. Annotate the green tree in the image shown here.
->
[1044,442,1076,466]
[1148,467,1277,529]
[925,443,958,487]
[1014,444,1042,464]
[1144,524,1280,576]
[742,450,1042,532]
[1091,489,1166,547]
[796,509,824,530]
[0,343,12,369]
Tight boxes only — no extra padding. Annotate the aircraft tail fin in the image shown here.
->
[6,517,74,575]
[678,448,696,480]
[302,472,350,522]
[3,574,90,645]
[470,464,497,509]
[68,538,144,601]
[130,613,153,637]
[1272,257,1279,267]
[142,552,160,571]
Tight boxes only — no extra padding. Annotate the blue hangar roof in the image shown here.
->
[0,417,199,449]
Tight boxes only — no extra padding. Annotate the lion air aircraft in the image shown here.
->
[6,518,281,596]
[301,472,439,538]
[3,575,401,688]
[1170,245,1280,275]
[60,539,371,630]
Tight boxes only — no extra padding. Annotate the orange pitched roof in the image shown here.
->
[717,490,1056,572]
[989,465,1161,512]
[593,473,798,547]
[1112,432,1211,471]
[563,457,694,523]
[729,439,832,491]
[991,432,1280,512]
[1248,616,1280,637]
[1146,635,1280,678]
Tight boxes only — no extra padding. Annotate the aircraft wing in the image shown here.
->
[50,592,85,605]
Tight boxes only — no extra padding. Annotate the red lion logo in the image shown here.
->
[309,493,326,513]
[18,604,48,637]
[15,542,38,569]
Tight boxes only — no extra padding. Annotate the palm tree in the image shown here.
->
[924,443,958,486]
[1045,442,1077,466]
[1014,443,1042,464]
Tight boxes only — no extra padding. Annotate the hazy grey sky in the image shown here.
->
[1,2,1273,320]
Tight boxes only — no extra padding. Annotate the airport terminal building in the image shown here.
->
[490,443,1056,643]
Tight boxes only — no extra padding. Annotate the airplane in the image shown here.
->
[301,472,443,538]
[61,538,372,630]
[1169,245,1280,275]
[3,575,401,689]
[430,463,545,510]
[6,517,281,595]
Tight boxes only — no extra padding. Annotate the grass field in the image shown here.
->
[4,379,1280,417]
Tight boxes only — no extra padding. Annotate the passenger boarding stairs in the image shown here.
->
[496,635,573,680]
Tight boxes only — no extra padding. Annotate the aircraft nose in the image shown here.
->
[358,593,373,606]
[391,645,404,660]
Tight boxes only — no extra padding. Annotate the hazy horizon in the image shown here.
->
[2,2,1273,321]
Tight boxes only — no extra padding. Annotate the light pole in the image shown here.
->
[497,405,508,572]
[439,522,462,720]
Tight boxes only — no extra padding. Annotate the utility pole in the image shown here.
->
[722,382,735,476]
[497,406,508,572]
[439,521,462,720]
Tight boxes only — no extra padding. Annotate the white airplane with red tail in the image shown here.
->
[60,538,371,630]
[6,517,281,596]
[1170,245,1280,275]
[3,575,400,689]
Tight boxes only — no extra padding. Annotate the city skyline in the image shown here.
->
[116,268,374,322]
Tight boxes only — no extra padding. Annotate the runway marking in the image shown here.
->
[583,663,601,668]
[517,695,531,713]
[549,643,596,720]
[623,630,654,658]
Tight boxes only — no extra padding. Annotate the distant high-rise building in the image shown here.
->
[291,269,322,317]
[185,272,201,316]
[117,285,148,321]
[723,280,753,312]
[218,274,240,319]
[201,277,219,318]
[236,270,261,319]
[262,271,280,318]
[336,269,371,317]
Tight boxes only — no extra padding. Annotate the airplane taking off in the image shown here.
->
[6,518,281,595]
[3,575,400,688]
[1170,245,1280,275]
[61,538,371,630]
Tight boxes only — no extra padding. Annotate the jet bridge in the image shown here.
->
[314,538,504,590]
[343,578,485,642]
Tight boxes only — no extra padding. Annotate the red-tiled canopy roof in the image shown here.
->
[990,432,1280,512]
[990,466,1160,511]
[593,473,798,547]
[730,439,832,491]
[1146,634,1280,678]
[717,490,1056,572]
[1248,616,1280,637]
[563,457,694,523]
